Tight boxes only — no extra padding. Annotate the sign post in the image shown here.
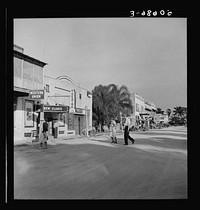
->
[29,90,44,140]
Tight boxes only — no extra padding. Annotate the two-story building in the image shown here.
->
[130,92,156,126]
[14,44,92,143]
[14,44,47,143]
[130,93,145,125]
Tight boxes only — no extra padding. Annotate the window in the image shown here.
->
[23,61,33,81]
[136,103,139,112]
[46,84,50,92]
[79,93,82,99]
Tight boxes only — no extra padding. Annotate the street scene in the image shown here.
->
[13,17,187,200]
[14,125,187,199]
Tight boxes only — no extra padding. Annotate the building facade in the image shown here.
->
[14,44,47,142]
[43,75,92,137]
[130,92,156,126]
[14,44,92,143]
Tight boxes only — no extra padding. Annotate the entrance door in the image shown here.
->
[78,116,81,135]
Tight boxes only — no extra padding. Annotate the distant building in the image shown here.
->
[154,113,169,124]
[130,93,156,126]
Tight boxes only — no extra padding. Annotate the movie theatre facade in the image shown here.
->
[14,44,92,143]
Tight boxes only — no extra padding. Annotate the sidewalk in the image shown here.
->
[14,134,87,147]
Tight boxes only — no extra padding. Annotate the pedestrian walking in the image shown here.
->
[39,120,48,149]
[110,119,117,143]
[124,115,135,145]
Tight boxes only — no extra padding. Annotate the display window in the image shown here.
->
[24,100,34,127]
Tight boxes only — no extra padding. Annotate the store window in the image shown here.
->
[136,103,139,112]
[24,100,34,127]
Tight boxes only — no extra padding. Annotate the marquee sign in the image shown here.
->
[29,90,44,99]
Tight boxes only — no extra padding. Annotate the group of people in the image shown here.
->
[38,116,135,149]
[110,114,135,145]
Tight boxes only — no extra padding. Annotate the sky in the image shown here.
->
[14,18,187,111]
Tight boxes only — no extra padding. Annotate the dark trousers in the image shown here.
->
[124,126,134,145]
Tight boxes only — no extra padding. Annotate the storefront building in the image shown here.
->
[43,75,92,137]
[14,44,47,142]
[130,93,145,125]
[14,44,92,142]
[130,92,156,126]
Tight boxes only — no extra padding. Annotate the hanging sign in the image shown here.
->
[29,90,44,99]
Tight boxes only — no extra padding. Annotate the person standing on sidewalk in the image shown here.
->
[53,120,59,138]
[124,115,135,145]
[110,119,117,143]
[39,120,48,149]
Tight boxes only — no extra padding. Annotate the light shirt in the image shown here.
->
[124,117,131,128]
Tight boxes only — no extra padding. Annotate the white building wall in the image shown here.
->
[44,75,71,106]
[14,97,38,142]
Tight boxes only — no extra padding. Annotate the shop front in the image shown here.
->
[14,88,43,143]
[43,104,75,138]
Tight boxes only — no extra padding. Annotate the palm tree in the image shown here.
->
[173,106,185,117]
[107,84,133,119]
[92,84,133,128]
[92,85,110,127]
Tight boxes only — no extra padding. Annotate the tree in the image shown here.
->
[173,106,186,117]
[156,108,164,114]
[92,84,133,128]
[107,84,133,119]
[169,106,187,125]
[92,85,110,127]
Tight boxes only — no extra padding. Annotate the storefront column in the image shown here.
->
[85,106,88,136]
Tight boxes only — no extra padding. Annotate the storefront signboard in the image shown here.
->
[43,105,69,112]
[29,90,44,99]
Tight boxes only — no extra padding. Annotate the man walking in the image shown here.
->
[39,119,48,149]
[124,115,135,145]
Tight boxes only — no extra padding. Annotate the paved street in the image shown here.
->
[14,126,187,199]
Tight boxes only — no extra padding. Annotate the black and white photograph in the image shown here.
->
[12,15,187,200]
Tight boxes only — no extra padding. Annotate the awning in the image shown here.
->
[14,87,29,96]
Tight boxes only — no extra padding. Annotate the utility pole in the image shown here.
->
[85,106,88,136]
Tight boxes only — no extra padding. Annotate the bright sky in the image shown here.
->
[14,18,187,111]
